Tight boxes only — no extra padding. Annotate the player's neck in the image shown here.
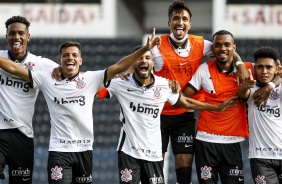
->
[8,49,27,62]
[133,73,154,86]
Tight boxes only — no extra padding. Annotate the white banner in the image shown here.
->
[0,2,116,38]
[213,0,282,38]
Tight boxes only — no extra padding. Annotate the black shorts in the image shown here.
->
[161,112,196,154]
[195,139,244,184]
[118,151,164,184]
[250,158,282,184]
[0,129,34,184]
[47,151,93,184]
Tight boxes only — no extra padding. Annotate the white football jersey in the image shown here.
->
[0,50,58,138]
[247,85,282,159]
[31,70,105,152]
[107,74,180,161]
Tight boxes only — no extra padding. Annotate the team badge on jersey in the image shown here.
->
[269,89,279,100]
[51,166,63,180]
[74,77,86,89]
[200,166,212,180]
[120,168,132,182]
[24,62,35,71]
[255,175,266,184]
[152,87,162,99]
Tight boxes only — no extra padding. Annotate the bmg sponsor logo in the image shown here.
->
[129,102,159,118]
[54,95,85,106]
[0,75,31,92]
[257,105,280,117]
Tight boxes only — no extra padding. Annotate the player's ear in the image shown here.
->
[27,33,30,42]
[58,58,61,66]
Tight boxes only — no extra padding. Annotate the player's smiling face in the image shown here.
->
[255,58,277,84]
[212,34,236,65]
[6,22,30,60]
[168,9,191,40]
[133,50,153,80]
[59,46,82,78]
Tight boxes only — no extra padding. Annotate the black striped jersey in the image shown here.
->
[107,74,180,161]
[0,50,58,138]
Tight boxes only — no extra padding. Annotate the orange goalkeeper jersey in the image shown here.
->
[154,34,204,115]
[196,61,253,137]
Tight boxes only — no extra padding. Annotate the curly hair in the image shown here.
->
[5,15,30,29]
[253,46,279,63]
[168,0,192,21]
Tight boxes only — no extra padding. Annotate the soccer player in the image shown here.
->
[151,1,248,183]
[237,46,282,184]
[0,28,160,183]
[182,30,252,184]
[96,45,237,184]
[0,16,59,183]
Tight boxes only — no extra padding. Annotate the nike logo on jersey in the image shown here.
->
[127,88,137,92]
[54,83,63,86]
[239,178,244,181]
[180,62,188,66]
[185,144,192,147]
[23,178,31,181]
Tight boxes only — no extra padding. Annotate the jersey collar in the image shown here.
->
[8,50,28,63]
[168,36,188,50]
[215,61,235,75]
[132,73,155,90]
[61,72,80,81]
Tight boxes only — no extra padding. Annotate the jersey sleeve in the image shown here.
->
[89,69,107,90]
[167,92,180,106]
[30,70,49,89]
[151,46,164,72]
[188,63,208,91]
[203,40,213,56]
[106,78,122,97]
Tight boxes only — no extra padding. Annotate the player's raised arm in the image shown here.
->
[0,56,30,82]
[105,28,161,82]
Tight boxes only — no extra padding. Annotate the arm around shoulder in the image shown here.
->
[0,56,30,82]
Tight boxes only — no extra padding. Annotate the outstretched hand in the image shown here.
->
[216,96,238,112]
[145,28,161,51]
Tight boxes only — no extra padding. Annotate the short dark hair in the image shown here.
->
[168,0,192,21]
[59,41,81,55]
[253,46,279,63]
[213,30,234,39]
[5,16,30,30]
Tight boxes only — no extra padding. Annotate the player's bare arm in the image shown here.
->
[106,28,161,82]
[233,52,249,84]
[0,56,30,82]
[176,95,237,111]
